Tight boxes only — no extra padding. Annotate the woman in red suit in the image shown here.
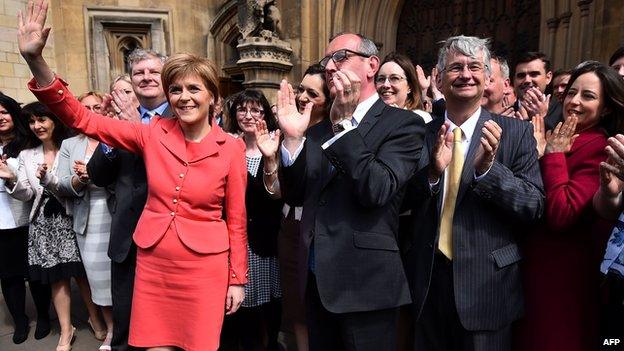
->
[18,2,247,350]
[515,61,624,351]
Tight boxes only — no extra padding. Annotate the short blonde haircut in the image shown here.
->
[77,91,104,102]
[161,53,220,104]
[110,74,131,92]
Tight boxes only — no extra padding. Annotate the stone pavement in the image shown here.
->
[1,281,296,351]
[0,281,102,351]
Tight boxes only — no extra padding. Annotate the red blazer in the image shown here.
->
[29,78,248,284]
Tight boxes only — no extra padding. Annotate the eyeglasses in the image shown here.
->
[319,49,372,69]
[443,62,485,74]
[375,74,407,85]
[236,106,264,118]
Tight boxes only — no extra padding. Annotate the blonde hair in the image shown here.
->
[110,74,131,92]
[161,53,220,103]
[77,91,104,102]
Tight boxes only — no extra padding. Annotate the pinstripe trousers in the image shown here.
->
[413,253,511,351]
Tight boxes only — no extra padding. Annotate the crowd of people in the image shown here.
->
[1,1,624,350]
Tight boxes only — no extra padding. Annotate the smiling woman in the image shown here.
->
[17,2,248,350]
[518,61,624,351]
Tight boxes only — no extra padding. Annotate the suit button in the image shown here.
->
[57,89,64,95]
[232,273,236,278]
[183,162,188,166]
[175,186,180,191]
[170,212,175,216]
[173,199,178,204]
[179,173,184,178]
[319,200,326,206]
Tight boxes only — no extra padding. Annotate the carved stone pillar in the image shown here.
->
[577,0,594,60]
[546,17,560,62]
[236,33,293,103]
[558,11,573,68]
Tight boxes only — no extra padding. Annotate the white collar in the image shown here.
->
[444,106,482,142]
[352,93,380,124]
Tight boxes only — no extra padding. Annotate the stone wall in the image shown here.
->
[0,0,57,103]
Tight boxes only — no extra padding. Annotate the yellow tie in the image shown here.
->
[438,127,464,259]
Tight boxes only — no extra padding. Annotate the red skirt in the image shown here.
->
[129,224,229,351]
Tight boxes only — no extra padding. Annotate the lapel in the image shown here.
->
[425,117,445,213]
[159,119,188,163]
[191,124,226,163]
[318,99,385,191]
[159,120,225,164]
[356,98,385,138]
[455,109,491,204]
[74,136,88,164]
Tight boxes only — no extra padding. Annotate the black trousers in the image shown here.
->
[0,277,50,330]
[219,298,282,351]
[306,272,399,351]
[413,253,511,351]
[111,247,138,351]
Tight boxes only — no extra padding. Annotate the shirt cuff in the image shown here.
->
[280,138,306,167]
[321,123,356,150]
[474,163,493,181]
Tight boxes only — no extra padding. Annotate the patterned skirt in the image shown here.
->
[28,195,85,284]
[242,244,282,308]
[76,186,112,306]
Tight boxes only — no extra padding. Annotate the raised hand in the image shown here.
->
[531,113,547,158]
[599,157,624,198]
[111,89,140,122]
[514,102,530,121]
[522,88,549,118]
[17,0,55,86]
[329,69,361,124]
[474,120,502,175]
[277,79,311,153]
[17,0,50,61]
[255,119,280,159]
[429,122,453,182]
[430,67,444,101]
[415,64,431,96]
[602,135,624,182]
[544,117,578,154]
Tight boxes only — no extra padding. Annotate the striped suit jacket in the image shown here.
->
[403,108,545,331]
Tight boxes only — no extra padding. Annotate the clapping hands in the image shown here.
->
[544,117,578,154]
[0,155,17,182]
[73,160,89,183]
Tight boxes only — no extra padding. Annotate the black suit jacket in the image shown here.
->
[281,98,425,314]
[403,109,544,330]
[87,106,173,263]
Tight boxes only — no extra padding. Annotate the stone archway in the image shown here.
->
[395,0,541,70]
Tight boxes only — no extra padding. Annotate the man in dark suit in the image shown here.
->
[513,51,562,130]
[403,36,544,350]
[87,48,171,351]
[277,32,425,351]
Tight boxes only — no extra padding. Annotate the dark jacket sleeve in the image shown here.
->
[323,112,425,208]
[87,145,120,187]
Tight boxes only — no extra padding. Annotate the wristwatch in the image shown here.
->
[332,119,352,134]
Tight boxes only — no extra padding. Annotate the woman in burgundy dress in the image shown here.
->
[516,61,624,351]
